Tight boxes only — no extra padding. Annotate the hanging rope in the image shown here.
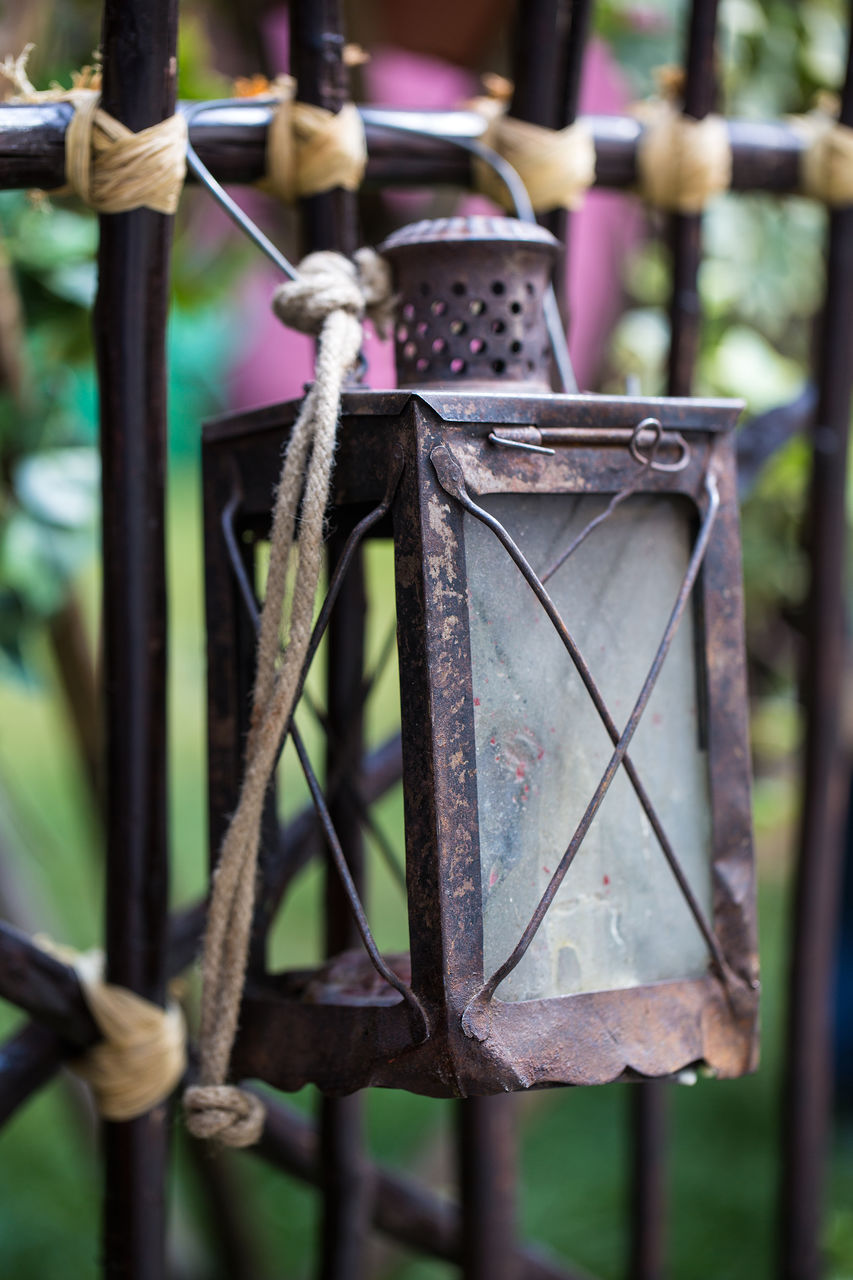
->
[36,940,186,1120]
[469,76,596,212]
[261,75,367,204]
[184,248,394,1148]
[0,47,186,214]
[636,100,732,212]
[795,110,853,206]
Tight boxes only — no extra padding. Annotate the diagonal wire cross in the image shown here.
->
[219,454,428,1036]
[430,442,733,1009]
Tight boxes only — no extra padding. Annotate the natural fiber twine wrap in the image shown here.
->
[1,51,186,214]
[636,101,732,213]
[63,89,187,214]
[795,113,853,206]
[262,75,367,204]
[471,93,596,212]
[37,941,186,1121]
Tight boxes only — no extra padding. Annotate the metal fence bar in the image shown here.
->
[630,0,722,1272]
[0,104,812,196]
[94,2,178,1275]
[285,5,370,1277]
[780,11,853,1278]
[458,1094,520,1280]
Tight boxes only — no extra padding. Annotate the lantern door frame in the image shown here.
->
[202,389,758,1098]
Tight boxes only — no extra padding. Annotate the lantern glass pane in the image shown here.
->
[464,492,712,1002]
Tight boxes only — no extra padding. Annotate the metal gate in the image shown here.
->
[0,0,851,1276]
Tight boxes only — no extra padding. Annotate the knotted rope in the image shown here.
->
[636,101,732,212]
[1,46,186,214]
[796,111,853,206]
[470,76,596,212]
[184,248,394,1148]
[261,75,367,204]
[37,940,186,1120]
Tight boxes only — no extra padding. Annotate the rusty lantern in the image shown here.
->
[202,216,759,1098]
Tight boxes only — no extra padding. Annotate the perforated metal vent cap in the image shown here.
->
[379,216,559,391]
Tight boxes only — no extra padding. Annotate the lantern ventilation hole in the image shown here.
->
[491,280,506,294]
[492,319,506,334]
[450,319,466,335]
[452,281,466,295]
[431,299,447,316]
[470,338,486,354]
[492,359,506,374]
[450,357,467,375]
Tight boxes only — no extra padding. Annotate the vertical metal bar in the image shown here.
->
[94,1,178,1276]
[289,0,359,259]
[780,15,853,1279]
[458,1095,519,1280]
[448,16,587,1272]
[288,5,367,1277]
[629,1082,667,1280]
[509,0,593,331]
[666,0,720,398]
[319,527,372,1280]
[630,2,721,1276]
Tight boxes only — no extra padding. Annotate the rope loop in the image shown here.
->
[185,249,394,1147]
[636,100,732,213]
[184,1083,265,1147]
[272,247,394,338]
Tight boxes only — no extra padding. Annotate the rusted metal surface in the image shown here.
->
[381,217,559,392]
[202,378,757,1098]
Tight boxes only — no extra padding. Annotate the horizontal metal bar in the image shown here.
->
[0,101,806,196]
[256,1092,594,1280]
[0,1017,589,1280]
[0,921,99,1045]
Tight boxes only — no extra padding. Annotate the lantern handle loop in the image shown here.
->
[630,416,690,473]
[183,97,575,392]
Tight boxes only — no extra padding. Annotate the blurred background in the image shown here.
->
[0,0,851,1275]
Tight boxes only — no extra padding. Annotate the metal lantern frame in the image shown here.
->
[203,388,758,1098]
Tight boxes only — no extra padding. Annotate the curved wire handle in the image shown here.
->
[181,97,577,390]
[184,96,300,280]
